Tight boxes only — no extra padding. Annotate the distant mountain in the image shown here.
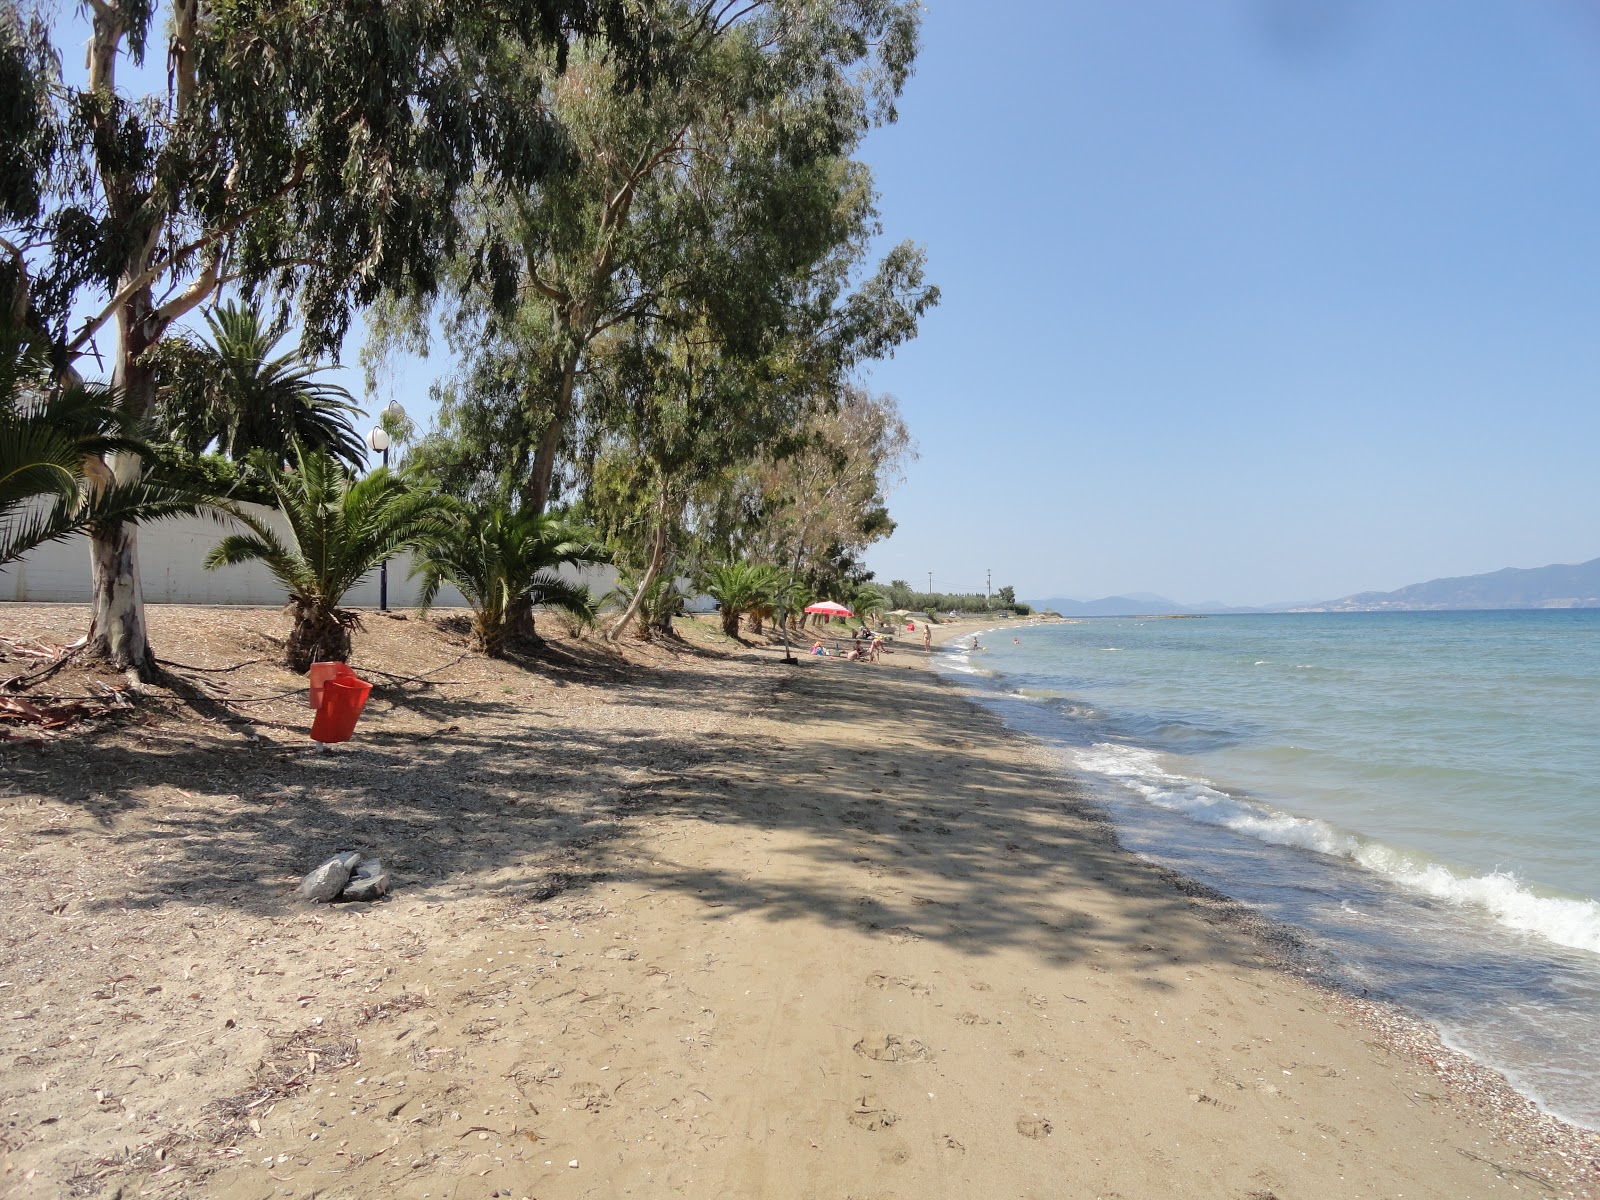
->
[1034,594,1186,616]
[1296,556,1600,612]
[1034,594,1273,617]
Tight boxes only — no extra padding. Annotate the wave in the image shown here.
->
[1073,742,1600,957]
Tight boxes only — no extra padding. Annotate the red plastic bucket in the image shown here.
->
[308,661,356,709]
[310,675,373,743]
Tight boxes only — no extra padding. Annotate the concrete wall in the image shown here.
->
[1,504,627,609]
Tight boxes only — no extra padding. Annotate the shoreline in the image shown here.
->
[2,605,1597,1197]
[911,613,1600,1185]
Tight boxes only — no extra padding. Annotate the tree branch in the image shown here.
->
[68,158,309,354]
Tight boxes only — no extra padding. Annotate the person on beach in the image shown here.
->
[870,635,884,662]
[923,626,932,652]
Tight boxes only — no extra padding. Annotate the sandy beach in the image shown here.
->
[2,606,1596,1198]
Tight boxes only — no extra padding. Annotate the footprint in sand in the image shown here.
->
[848,1093,899,1131]
[1016,1116,1053,1139]
[854,1031,932,1064]
[865,972,931,996]
[954,1011,989,1026]
[569,1082,611,1112]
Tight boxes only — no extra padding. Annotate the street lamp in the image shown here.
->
[366,403,403,611]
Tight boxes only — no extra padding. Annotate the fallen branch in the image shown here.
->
[157,658,264,674]
[1,640,84,693]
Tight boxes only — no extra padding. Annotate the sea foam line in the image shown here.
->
[1073,742,1600,957]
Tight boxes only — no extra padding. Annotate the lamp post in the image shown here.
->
[366,401,404,611]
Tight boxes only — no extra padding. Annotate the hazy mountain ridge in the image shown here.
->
[1294,556,1600,612]
[1033,594,1272,617]
[1036,555,1600,616]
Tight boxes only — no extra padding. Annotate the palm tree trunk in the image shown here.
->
[287,607,352,674]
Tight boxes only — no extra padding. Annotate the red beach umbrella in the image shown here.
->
[804,600,854,617]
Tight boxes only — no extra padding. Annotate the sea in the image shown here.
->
[938,610,1600,1130]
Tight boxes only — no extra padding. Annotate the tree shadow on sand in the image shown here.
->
[6,631,1277,985]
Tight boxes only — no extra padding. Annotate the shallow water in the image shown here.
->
[939,611,1600,1128]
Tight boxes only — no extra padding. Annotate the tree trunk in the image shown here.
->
[85,519,151,675]
[721,606,740,638]
[287,607,353,674]
[605,489,670,642]
[86,293,160,677]
[528,343,582,516]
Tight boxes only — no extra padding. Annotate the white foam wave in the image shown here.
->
[1073,743,1600,957]
[943,649,979,675]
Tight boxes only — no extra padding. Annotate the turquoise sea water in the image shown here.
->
[939,610,1600,1128]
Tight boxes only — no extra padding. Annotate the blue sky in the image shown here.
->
[853,0,1600,605]
[57,1,1600,606]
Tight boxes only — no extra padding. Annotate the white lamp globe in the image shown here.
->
[366,426,391,452]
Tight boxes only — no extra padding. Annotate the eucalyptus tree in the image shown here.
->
[6,0,652,677]
[375,0,925,519]
[724,387,914,595]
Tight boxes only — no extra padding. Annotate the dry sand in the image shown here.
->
[1,605,1597,1199]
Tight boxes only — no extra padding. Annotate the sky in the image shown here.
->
[53,0,1600,607]
[850,0,1600,606]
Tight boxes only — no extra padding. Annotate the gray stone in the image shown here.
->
[340,859,390,902]
[296,851,361,902]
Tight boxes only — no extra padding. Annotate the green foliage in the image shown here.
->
[144,444,277,506]
[373,0,934,521]
[700,559,782,638]
[414,506,609,655]
[203,444,451,671]
[148,302,364,469]
[885,579,915,610]
[899,589,1027,615]
[1,321,227,566]
[849,583,888,619]
[603,567,686,632]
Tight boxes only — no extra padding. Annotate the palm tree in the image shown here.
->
[701,560,781,639]
[604,567,687,640]
[203,444,450,672]
[2,324,227,567]
[848,583,888,627]
[153,301,365,469]
[413,506,609,655]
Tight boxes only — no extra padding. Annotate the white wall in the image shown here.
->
[2,504,623,609]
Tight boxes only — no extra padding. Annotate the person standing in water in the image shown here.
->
[922,625,932,652]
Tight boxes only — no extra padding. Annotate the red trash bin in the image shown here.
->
[311,674,373,743]
[309,661,356,709]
